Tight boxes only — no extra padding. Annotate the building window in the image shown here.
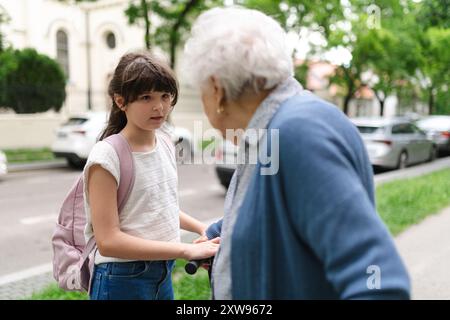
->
[56,30,70,78]
[106,32,116,49]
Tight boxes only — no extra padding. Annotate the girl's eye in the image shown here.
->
[162,94,171,100]
[141,95,152,101]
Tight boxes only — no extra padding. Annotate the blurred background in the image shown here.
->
[0,0,449,300]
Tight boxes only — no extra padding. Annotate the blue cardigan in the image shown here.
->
[209,93,410,299]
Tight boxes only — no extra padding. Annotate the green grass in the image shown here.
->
[376,168,450,236]
[29,259,211,300]
[172,259,211,300]
[29,284,88,300]
[3,148,55,163]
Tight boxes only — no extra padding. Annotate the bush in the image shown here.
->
[0,48,66,113]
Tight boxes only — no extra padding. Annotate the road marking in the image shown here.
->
[20,214,57,225]
[25,177,52,185]
[0,263,53,286]
[17,187,222,225]
[179,189,197,197]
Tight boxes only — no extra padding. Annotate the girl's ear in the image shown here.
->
[114,94,126,111]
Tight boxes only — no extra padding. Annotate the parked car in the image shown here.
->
[415,115,450,155]
[51,111,194,169]
[351,117,437,169]
[215,139,238,189]
[0,150,7,177]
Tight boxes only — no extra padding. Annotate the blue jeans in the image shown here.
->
[89,260,175,300]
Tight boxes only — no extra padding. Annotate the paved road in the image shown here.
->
[0,164,226,278]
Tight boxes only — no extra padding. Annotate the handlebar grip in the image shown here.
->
[185,259,209,275]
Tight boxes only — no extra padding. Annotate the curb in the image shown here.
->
[7,159,69,173]
[374,157,450,186]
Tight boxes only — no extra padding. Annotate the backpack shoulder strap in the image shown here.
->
[104,133,135,213]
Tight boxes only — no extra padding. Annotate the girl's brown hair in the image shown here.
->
[99,52,178,140]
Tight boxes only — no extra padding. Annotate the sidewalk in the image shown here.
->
[395,206,450,300]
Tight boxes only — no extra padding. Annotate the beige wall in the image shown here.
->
[0,112,66,149]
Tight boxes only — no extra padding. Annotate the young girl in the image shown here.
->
[83,52,219,300]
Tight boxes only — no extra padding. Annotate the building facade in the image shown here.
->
[0,0,208,149]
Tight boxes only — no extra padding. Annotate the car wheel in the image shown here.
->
[397,151,408,170]
[428,146,437,162]
[67,157,86,170]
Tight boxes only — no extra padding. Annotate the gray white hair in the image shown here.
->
[182,7,294,101]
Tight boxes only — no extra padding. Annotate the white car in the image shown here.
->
[416,115,450,155]
[51,111,194,169]
[0,150,7,177]
[215,139,238,189]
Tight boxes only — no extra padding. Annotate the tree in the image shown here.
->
[125,0,153,50]
[127,0,224,68]
[73,0,222,68]
[0,48,66,114]
[240,0,345,39]
[416,0,450,29]
[417,27,450,114]
[0,49,16,107]
[414,0,450,115]
[0,10,10,52]
[325,7,370,115]
[362,26,420,115]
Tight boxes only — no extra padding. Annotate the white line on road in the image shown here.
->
[17,186,223,225]
[20,214,57,225]
[0,263,53,286]
[178,189,197,197]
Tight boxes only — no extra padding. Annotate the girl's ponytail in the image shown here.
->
[99,100,127,141]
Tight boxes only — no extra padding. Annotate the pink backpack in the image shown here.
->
[51,134,135,293]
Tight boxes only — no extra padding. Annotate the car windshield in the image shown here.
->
[64,118,88,126]
[356,126,384,134]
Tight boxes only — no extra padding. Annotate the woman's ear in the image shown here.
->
[113,94,125,111]
[210,76,225,107]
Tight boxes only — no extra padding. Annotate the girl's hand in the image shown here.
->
[183,237,220,260]
[198,224,208,237]
[193,235,208,244]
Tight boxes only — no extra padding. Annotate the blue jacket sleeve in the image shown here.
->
[205,219,223,240]
[278,114,411,299]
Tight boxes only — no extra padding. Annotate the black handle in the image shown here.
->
[185,258,210,275]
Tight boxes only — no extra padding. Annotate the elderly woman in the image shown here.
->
[183,7,410,299]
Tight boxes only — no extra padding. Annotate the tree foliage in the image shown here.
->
[0,48,66,113]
